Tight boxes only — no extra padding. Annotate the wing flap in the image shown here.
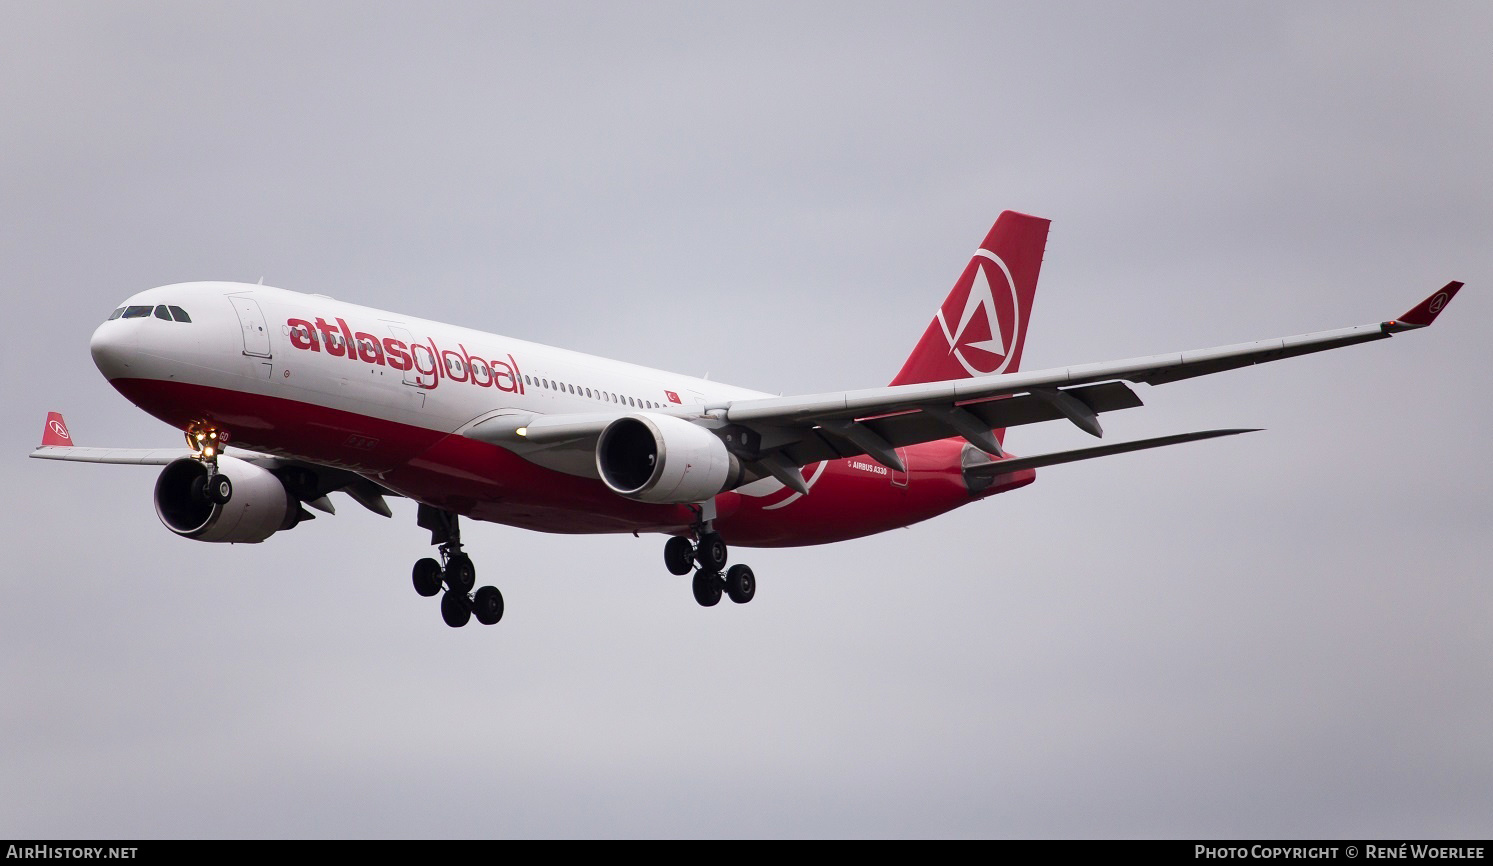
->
[778,381,1143,466]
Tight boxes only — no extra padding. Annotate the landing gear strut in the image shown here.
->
[413,505,503,629]
[669,505,756,608]
[184,420,233,505]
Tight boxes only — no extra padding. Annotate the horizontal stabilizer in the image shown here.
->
[966,428,1260,477]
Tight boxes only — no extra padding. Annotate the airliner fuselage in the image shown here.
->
[91,282,1017,547]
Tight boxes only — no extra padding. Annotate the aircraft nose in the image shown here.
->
[90,319,135,380]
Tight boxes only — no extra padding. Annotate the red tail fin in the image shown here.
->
[890,211,1050,386]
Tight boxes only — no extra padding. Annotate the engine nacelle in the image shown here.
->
[596,413,741,504]
[154,454,298,543]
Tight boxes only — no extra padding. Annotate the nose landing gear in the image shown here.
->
[184,421,233,504]
[413,505,504,629]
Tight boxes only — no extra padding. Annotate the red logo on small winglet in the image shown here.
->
[42,413,72,447]
[665,390,681,404]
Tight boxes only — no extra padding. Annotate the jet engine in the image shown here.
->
[154,454,301,543]
[596,413,742,504]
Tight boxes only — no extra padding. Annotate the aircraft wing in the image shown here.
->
[718,281,1462,429]
[466,282,1461,492]
[29,414,400,518]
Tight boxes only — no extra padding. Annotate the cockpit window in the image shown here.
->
[168,305,191,323]
[122,305,153,319]
[155,305,171,320]
[108,307,125,320]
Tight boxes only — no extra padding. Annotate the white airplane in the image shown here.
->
[32,211,1462,628]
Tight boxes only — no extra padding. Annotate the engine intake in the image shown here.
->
[596,413,741,504]
[154,454,299,543]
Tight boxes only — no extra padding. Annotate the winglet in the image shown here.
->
[1386,281,1463,331]
[41,412,74,447]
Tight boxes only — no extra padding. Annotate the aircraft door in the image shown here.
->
[229,296,272,358]
[388,325,432,389]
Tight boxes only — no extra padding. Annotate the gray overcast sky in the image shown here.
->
[3,1,1490,839]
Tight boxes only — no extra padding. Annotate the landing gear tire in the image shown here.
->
[697,533,728,572]
[725,564,756,604]
[446,553,476,593]
[441,590,471,628]
[208,474,233,505]
[412,558,443,597]
[692,571,723,607]
[664,536,695,576]
[473,585,504,625]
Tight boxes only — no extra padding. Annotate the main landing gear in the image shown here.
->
[406,506,750,628]
[666,514,756,608]
[413,505,504,628]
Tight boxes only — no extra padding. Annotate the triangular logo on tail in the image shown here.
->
[890,211,1050,387]
[938,252,1019,376]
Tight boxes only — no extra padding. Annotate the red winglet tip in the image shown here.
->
[1397,281,1463,327]
[41,412,74,447]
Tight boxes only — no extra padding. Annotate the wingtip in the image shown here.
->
[1388,281,1463,330]
[41,411,74,447]
[1205,427,1264,439]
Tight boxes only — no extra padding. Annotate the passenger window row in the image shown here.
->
[109,304,192,323]
[520,374,665,410]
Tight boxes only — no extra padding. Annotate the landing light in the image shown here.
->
[516,427,528,438]
[184,421,226,464]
